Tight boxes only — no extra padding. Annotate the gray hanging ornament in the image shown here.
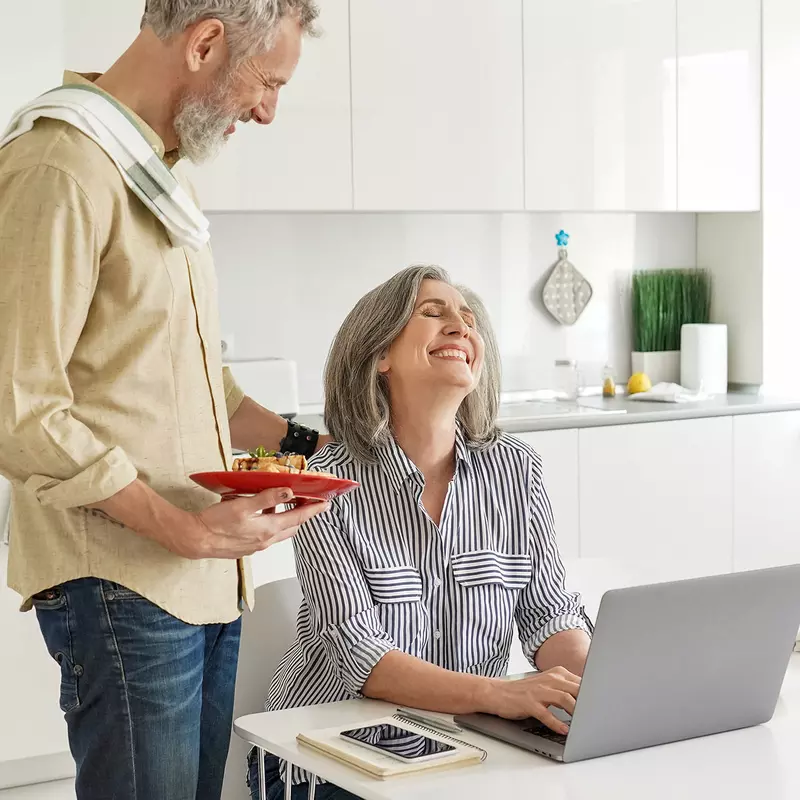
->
[542,230,592,326]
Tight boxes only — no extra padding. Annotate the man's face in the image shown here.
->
[174,16,303,164]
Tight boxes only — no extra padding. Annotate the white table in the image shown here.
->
[236,654,800,800]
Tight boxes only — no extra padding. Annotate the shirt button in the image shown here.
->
[434,630,441,640]
[433,578,441,588]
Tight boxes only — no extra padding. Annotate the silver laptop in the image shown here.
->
[456,565,800,763]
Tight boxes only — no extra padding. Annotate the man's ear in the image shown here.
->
[185,18,227,73]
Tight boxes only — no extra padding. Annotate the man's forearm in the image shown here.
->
[88,478,196,553]
[229,396,332,453]
[229,396,289,452]
[362,650,495,714]
[534,629,591,677]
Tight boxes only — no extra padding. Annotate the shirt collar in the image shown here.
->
[62,71,180,166]
[376,424,471,494]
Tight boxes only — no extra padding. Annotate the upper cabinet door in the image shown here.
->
[677,0,761,211]
[187,0,352,211]
[524,0,678,212]
[349,0,525,211]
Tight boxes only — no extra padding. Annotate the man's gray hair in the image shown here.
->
[324,265,502,464]
[143,0,320,61]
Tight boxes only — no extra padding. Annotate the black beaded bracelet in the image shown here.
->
[280,421,319,457]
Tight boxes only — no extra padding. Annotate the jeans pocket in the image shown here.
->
[34,587,81,713]
[101,581,146,601]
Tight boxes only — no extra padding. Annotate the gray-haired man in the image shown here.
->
[0,2,324,798]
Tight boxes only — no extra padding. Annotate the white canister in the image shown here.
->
[681,324,728,394]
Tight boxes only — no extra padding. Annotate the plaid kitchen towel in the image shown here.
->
[0,84,210,251]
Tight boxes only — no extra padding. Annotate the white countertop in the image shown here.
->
[295,393,800,436]
[237,654,800,800]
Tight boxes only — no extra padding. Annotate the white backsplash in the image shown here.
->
[210,212,697,404]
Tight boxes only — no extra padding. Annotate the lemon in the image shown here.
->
[627,372,652,395]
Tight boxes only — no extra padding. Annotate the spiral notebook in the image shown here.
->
[296,712,487,780]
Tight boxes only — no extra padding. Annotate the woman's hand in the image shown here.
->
[480,666,581,735]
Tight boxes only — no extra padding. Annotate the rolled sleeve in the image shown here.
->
[294,507,399,696]
[0,165,138,507]
[516,457,592,665]
[222,366,245,419]
[24,446,138,511]
[321,607,398,696]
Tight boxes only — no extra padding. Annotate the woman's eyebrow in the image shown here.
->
[416,298,474,315]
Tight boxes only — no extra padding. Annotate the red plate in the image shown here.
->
[190,471,360,502]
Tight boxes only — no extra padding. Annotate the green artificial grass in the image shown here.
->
[632,269,711,353]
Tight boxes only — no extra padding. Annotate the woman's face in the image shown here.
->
[379,280,485,398]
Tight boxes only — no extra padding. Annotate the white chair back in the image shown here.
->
[221,577,303,800]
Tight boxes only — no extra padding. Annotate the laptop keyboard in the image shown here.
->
[522,722,568,745]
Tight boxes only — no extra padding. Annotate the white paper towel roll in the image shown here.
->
[681,324,728,394]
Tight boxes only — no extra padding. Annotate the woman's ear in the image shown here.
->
[377,353,390,375]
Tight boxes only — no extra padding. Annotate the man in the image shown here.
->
[0,2,324,798]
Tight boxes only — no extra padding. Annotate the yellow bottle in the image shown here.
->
[602,364,616,398]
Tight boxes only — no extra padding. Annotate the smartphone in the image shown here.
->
[339,723,456,763]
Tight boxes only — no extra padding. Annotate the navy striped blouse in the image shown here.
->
[268,428,591,785]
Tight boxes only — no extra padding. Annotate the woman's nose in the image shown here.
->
[444,318,470,337]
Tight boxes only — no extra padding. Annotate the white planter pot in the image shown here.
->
[681,324,728,394]
[631,350,681,385]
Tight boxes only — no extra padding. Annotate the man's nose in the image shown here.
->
[251,102,275,125]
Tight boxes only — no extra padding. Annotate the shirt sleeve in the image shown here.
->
[0,165,137,509]
[515,454,592,665]
[293,504,399,695]
[222,366,245,419]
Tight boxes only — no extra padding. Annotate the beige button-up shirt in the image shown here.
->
[0,72,253,623]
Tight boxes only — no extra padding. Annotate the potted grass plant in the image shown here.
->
[631,269,711,385]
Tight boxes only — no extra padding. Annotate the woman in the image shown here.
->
[249,266,592,799]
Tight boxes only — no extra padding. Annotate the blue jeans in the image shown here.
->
[33,577,241,800]
[247,751,362,800]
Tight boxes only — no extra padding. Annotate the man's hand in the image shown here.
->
[167,489,329,560]
[481,666,581,735]
[90,479,329,561]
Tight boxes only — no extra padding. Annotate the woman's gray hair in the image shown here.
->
[325,265,502,463]
[143,0,320,62]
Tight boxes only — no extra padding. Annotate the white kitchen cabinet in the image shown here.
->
[187,0,352,211]
[579,418,733,586]
[677,0,761,211]
[515,430,580,560]
[1,2,64,130]
[733,411,800,571]
[523,0,678,211]
[349,0,524,211]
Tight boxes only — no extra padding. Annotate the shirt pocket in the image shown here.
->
[450,550,532,673]
[363,565,428,657]
[363,565,423,604]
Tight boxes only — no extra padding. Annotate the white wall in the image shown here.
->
[1,2,64,127]
[211,212,697,405]
[697,213,764,386]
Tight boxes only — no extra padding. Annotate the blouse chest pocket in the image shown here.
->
[450,549,532,673]
[363,565,423,604]
[362,565,428,657]
[451,550,532,590]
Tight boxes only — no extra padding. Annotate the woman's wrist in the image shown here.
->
[472,676,503,715]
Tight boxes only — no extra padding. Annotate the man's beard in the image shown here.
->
[174,70,241,165]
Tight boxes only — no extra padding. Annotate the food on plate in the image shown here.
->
[232,447,332,476]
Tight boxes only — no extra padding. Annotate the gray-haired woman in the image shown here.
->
[249,266,592,799]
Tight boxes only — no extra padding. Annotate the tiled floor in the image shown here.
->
[0,780,75,799]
